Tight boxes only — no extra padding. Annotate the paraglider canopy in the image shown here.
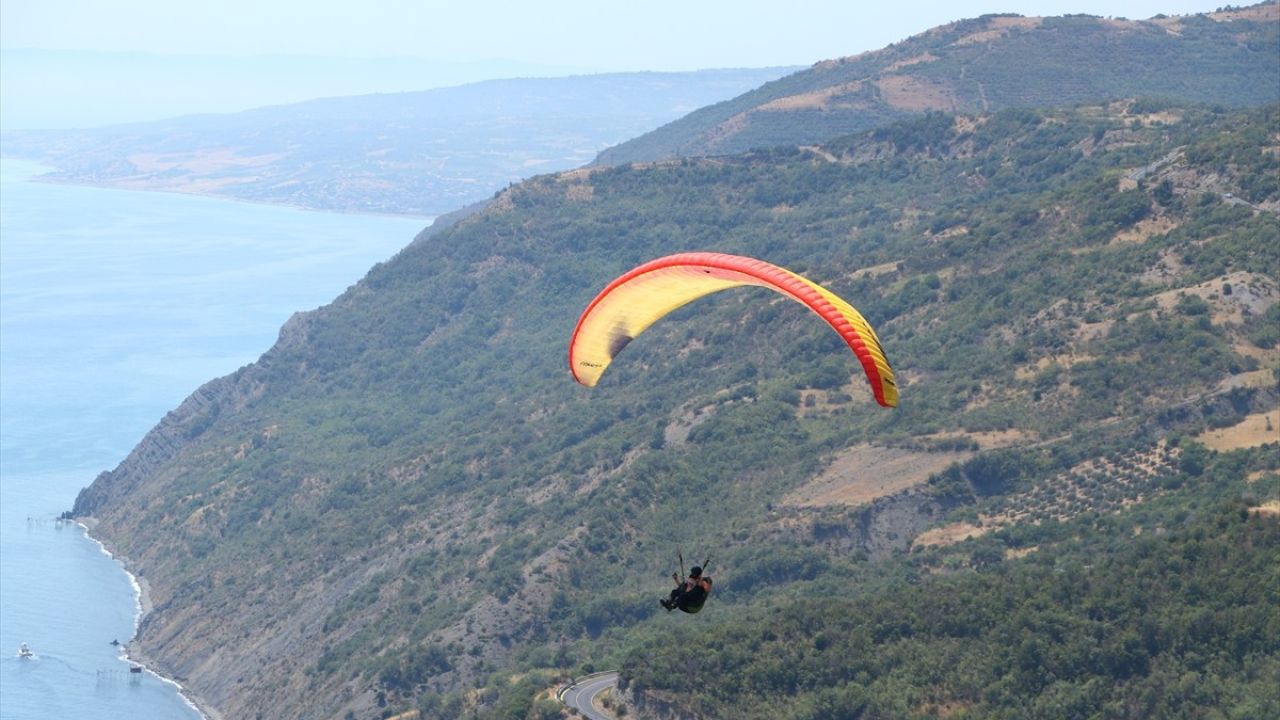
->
[568,252,897,407]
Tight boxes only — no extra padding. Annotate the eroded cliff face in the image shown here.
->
[70,308,338,716]
[75,308,319,519]
[616,685,692,720]
[75,376,237,517]
[68,307,580,716]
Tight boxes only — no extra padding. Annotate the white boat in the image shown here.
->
[18,642,33,659]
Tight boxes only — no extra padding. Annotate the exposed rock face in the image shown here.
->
[74,375,238,516]
[768,486,963,561]
[69,308,325,716]
[617,685,696,720]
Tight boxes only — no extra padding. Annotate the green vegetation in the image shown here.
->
[621,497,1280,720]
[76,100,1279,718]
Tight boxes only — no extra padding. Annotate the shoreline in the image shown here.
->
[0,154,439,221]
[78,517,226,720]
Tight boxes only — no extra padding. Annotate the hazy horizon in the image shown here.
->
[0,50,604,129]
[1,0,1229,130]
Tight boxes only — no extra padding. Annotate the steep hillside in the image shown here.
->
[0,68,794,216]
[619,499,1280,719]
[73,100,1279,718]
[596,4,1279,165]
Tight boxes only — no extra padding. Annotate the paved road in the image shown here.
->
[559,671,620,720]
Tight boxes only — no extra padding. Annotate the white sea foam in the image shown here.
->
[78,521,209,719]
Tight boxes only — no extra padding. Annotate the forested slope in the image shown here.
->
[621,499,1280,719]
[71,97,1280,718]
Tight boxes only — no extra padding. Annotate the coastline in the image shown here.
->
[3,157,438,221]
[0,164,439,719]
[78,517,225,720]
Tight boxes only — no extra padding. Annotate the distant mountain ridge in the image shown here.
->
[0,49,596,129]
[596,3,1279,165]
[0,68,797,216]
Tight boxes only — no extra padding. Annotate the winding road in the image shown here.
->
[558,671,620,719]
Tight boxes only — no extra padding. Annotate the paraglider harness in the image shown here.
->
[662,553,712,614]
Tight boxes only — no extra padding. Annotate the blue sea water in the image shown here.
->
[0,158,430,719]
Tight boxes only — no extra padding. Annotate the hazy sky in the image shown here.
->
[3,0,1231,70]
[0,0,1237,129]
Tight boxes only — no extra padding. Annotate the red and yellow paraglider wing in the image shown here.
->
[793,273,898,408]
[569,254,749,387]
[568,252,897,408]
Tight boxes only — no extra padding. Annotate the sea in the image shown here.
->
[0,158,430,719]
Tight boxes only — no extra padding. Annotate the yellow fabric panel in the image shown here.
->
[570,252,897,407]
[571,265,756,387]
[790,270,897,407]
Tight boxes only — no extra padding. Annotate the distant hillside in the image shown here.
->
[0,49,596,129]
[0,69,795,216]
[74,99,1280,719]
[597,3,1279,165]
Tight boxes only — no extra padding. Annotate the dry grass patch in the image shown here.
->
[1247,469,1278,484]
[1196,410,1279,451]
[951,15,1041,45]
[1014,354,1098,381]
[563,182,594,201]
[932,225,970,240]
[1211,3,1278,23]
[1150,271,1278,325]
[704,112,751,149]
[876,75,958,112]
[884,53,939,72]
[1139,247,1189,284]
[1150,16,1185,34]
[557,167,599,182]
[758,82,867,112]
[1111,215,1180,245]
[963,429,1029,449]
[849,260,901,280]
[800,145,840,163]
[814,51,872,71]
[1218,368,1279,393]
[663,400,715,446]
[912,521,989,549]
[1075,318,1114,343]
[784,444,973,508]
[1234,338,1280,363]
[1250,500,1280,518]
[912,429,1031,451]
[1140,111,1183,126]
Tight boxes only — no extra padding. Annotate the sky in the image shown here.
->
[3,0,1232,67]
[0,0,1236,128]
